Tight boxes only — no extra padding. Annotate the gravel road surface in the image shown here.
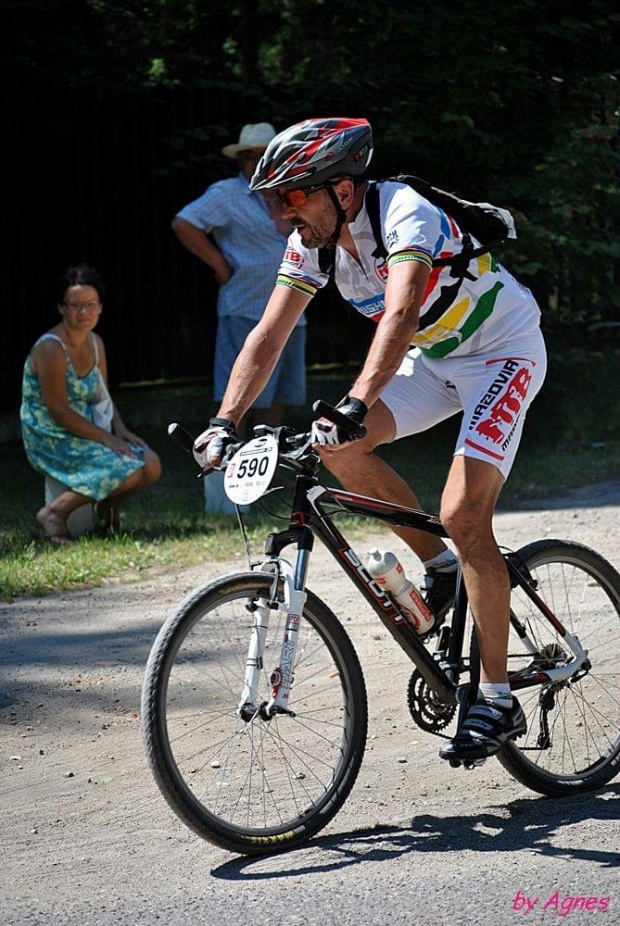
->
[1,482,619,925]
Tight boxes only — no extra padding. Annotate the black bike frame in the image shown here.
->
[263,472,569,705]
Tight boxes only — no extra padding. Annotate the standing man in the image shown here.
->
[172,122,306,428]
[193,118,548,764]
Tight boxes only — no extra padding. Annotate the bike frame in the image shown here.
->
[240,470,589,722]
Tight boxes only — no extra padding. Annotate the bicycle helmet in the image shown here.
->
[250,117,373,192]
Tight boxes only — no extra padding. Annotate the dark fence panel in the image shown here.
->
[3,87,369,413]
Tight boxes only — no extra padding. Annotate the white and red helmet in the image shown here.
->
[250,117,373,192]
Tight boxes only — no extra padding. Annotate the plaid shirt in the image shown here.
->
[176,173,304,325]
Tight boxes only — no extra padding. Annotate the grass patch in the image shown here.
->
[0,419,378,600]
[2,350,619,600]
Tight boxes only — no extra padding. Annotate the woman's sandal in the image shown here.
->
[94,501,121,535]
[36,507,75,545]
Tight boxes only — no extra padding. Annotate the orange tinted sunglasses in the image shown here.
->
[275,184,326,208]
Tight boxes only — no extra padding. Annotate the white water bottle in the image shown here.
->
[367,548,435,635]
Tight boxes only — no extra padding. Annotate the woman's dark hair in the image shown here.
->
[56,264,106,304]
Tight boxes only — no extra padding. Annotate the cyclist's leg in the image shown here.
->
[438,458,526,762]
[441,455,509,683]
[318,349,460,563]
[441,334,547,682]
[438,336,547,759]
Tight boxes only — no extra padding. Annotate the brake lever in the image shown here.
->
[285,433,314,461]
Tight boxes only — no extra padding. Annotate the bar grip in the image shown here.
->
[167,422,194,454]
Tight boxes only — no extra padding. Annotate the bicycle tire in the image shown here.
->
[492,540,620,795]
[141,572,367,855]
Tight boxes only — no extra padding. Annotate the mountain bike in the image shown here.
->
[141,414,620,856]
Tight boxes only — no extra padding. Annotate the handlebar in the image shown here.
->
[169,399,357,477]
[167,420,316,476]
[167,422,195,454]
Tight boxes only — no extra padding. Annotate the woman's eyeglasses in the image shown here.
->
[63,301,101,312]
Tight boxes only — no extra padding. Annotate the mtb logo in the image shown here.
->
[339,546,403,620]
[468,359,533,449]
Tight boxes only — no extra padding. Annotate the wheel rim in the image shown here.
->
[158,581,357,836]
[508,552,620,780]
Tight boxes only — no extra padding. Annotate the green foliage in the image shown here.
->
[3,0,619,335]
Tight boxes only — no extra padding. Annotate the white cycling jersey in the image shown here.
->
[277,180,541,358]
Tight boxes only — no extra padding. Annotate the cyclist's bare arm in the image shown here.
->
[218,284,311,426]
[349,259,431,408]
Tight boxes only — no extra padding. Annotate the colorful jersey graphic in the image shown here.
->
[277,181,540,358]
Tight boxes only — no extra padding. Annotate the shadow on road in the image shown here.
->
[211,786,620,879]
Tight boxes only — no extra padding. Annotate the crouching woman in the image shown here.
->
[20,265,161,543]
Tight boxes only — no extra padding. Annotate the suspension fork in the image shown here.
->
[237,583,275,717]
[237,527,314,719]
[266,527,313,714]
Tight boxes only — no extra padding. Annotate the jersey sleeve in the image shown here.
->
[175,181,230,233]
[381,183,453,271]
[275,231,328,298]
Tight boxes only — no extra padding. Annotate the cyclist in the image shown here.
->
[193,117,547,763]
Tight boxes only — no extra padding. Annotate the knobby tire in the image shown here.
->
[141,573,367,855]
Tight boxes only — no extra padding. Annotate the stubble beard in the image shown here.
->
[292,212,335,249]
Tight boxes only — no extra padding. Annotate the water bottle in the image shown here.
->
[367,548,435,635]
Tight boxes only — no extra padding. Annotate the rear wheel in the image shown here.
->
[497,540,620,794]
[141,573,367,854]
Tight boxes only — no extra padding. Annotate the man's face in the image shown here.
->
[276,185,338,249]
[237,148,265,180]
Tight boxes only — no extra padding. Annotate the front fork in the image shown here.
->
[238,547,310,720]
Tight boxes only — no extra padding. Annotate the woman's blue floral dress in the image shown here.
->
[20,334,144,501]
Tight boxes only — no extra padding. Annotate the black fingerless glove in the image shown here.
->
[209,417,238,437]
[335,396,368,425]
[312,397,368,444]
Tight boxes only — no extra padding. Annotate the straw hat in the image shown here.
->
[222,123,276,159]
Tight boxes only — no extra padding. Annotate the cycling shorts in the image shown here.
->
[380,329,547,479]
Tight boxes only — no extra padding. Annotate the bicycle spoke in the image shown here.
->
[501,542,620,789]
[144,576,365,842]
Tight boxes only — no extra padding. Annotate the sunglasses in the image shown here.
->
[275,184,328,208]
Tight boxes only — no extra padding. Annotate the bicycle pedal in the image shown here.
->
[448,757,486,770]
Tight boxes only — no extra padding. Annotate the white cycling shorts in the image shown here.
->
[380,329,547,480]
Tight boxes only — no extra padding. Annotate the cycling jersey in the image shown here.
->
[277,180,541,358]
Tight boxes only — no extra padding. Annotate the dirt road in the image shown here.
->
[1,482,619,925]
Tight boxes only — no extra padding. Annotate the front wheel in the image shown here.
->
[497,540,620,795]
[141,573,367,855]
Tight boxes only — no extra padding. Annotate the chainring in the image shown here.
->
[407,669,456,734]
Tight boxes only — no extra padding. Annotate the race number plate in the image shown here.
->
[224,435,279,505]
